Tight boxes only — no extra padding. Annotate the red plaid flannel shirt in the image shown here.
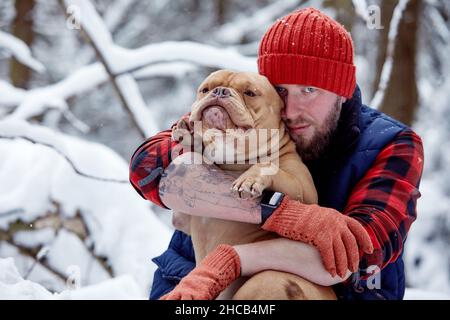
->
[129,127,423,272]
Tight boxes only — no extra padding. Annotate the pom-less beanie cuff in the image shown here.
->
[258,53,356,99]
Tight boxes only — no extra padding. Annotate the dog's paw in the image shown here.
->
[231,174,270,199]
[172,118,193,145]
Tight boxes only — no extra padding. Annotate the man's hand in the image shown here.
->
[262,196,374,278]
[160,244,241,300]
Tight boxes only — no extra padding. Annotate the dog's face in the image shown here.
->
[189,70,285,163]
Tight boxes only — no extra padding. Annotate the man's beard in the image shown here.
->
[292,98,342,162]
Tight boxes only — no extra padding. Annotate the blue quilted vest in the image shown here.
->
[150,86,408,300]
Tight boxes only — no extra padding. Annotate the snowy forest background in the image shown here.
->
[0,0,449,299]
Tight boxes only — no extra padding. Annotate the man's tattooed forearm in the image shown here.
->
[160,159,260,221]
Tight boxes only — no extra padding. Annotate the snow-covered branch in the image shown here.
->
[1,238,68,282]
[0,30,45,73]
[370,0,410,109]
[214,0,302,45]
[0,119,128,184]
[110,41,257,75]
[59,0,255,139]
[352,0,370,24]
[0,61,195,121]
[1,0,257,138]
[103,0,138,35]
[1,209,114,281]
[0,119,172,293]
[62,0,257,74]
[1,39,256,133]
[427,3,450,44]
[60,0,157,139]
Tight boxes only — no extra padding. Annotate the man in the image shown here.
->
[129,8,423,300]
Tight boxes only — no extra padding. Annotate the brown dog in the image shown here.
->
[171,70,335,300]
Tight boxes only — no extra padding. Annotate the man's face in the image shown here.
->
[275,84,345,161]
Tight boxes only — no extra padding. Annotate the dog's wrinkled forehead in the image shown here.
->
[197,70,271,95]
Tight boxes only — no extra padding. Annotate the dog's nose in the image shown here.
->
[212,87,231,98]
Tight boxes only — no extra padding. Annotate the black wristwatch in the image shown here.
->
[260,190,285,224]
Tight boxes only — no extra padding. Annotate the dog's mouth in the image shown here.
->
[199,100,252,132]
[201,105,235,131]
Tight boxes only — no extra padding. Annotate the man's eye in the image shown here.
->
[244,90,256,97]
[303,87,316,94]
[200,87,209,93]
[275,86,287,96]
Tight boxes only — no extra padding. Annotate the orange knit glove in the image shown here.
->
[160,244,241,300]
[262,197,374,278]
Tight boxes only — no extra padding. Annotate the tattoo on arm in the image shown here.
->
[159,154,261,223]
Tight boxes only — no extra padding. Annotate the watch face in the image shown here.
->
[268,192,284,206]
[261,191,284,207]
[260,191,284,224]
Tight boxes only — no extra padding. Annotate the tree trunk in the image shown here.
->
[323,0,355,32]
[215,0,227,25]
[371,0,397,97]
[9,0,36,89]
[378,0,421,126]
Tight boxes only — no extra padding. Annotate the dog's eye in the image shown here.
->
[244,90,256,97]
[200,87,209,93]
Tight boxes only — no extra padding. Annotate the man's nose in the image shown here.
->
[282,113,295,126]
[211,87,231,98]
[282,98,302,124]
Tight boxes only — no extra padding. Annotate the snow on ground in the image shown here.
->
[0,257,145,299]
[0,119,172,295]
[0,258,55,300]
[1,256,449,300]
[404,288,450,300]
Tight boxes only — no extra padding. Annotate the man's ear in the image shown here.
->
[341,97,347,104]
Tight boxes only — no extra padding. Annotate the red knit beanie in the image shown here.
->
[258,7,356,99]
